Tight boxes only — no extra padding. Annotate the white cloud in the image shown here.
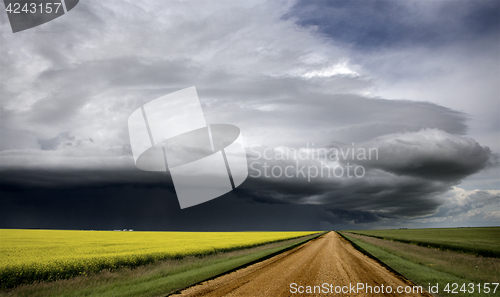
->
[301,60,361,78]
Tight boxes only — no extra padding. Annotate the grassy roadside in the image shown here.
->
[0,232,325,297]
[339,232,499,297]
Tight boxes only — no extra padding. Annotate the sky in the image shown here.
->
[0,0,499,231]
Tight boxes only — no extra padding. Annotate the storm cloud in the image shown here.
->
[0,0,498,230]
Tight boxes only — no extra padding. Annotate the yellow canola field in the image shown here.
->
[0,229,318,288]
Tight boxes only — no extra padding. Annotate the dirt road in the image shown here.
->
[175,232,429,296]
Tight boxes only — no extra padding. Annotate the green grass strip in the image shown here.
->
[339,232,490,297]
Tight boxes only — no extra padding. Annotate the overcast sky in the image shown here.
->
[0,0,499,231]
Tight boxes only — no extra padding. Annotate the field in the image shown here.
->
[347,227,500,257]
[340,228,500,297]
[0,229,318,289]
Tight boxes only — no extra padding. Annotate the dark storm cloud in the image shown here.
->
[356,130,493,181]
[287,0,500,50]
[0,168,170,191]
[241,167,450,222]
[325,209,381,225]
[0,186,332,231]
[239,129,492,223]
[0,94,492,226]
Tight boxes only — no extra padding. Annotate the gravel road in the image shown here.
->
[174,232,430,296]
